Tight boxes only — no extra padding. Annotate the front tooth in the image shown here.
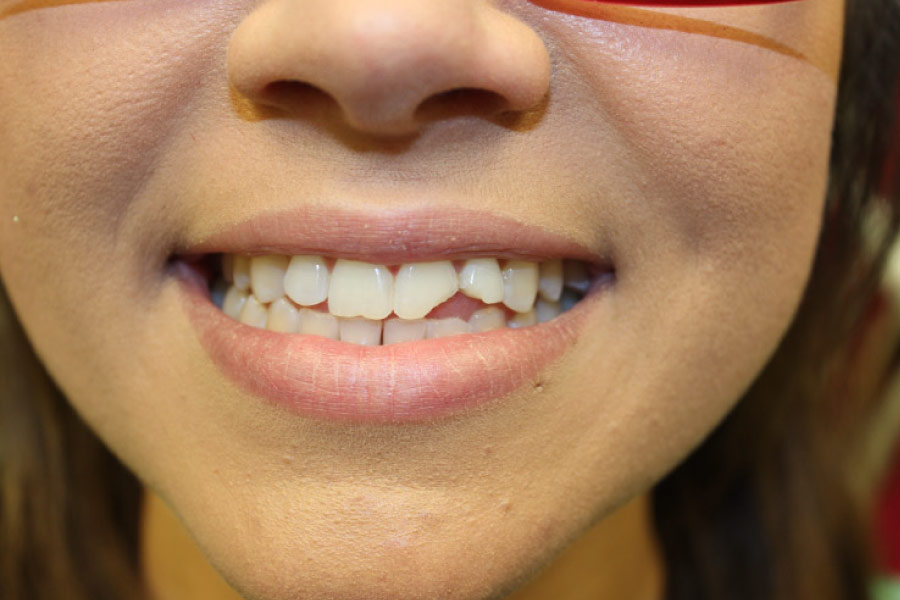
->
[508,309,537,329]
[298,309,339,340]
[458,259,504,304]
[233,255,251,292]
[563,261,590,293]
[238,294,268,329]
[502,261,539,313]
[267,298,300,333]
[223,286,249,319]
[250,255,289,303]
[538,260,563,302]
[339,317,383,346]
[468,307,506,332]
[284,255,329,307]
[535,299,561,323]
[393,261,459,319]
[383,318,428,345]
[426,317,471,339]
[328,260,393,320]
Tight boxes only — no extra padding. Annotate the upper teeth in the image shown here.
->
[217,254,590,345]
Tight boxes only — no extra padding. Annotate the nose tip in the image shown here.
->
[226,0,551,137]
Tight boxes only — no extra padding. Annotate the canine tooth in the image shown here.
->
[536,299,561,323]
[223,286,249,319]
[233,255,251,292]
[329,260,393,320]
[250,255,289,303]
[394,261,458,319]
[222,254,234,283]
[238,294,268,329]
[502,261,539,313]
[538,260,563,302]
[563,261,590,293]
[298,309,339,340]
[468,307,506,332]
[284,255,329,307]
[340,317,383,346]
[383,318,427,345]
[267,298,300,333]
[426,317,470,339]
[458,258,504,304]
[508,309,537,329]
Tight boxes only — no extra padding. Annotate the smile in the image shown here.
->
[174,206,614,423]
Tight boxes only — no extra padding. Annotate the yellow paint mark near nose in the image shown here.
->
[527,0,836,81]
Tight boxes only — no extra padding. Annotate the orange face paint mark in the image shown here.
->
[528,0,836,80]
[0,0,122,18]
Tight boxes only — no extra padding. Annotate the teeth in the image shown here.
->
[328,260,394,320]
[339,317,383,346]
[217,254,596,344]
[563,260,591,293]
[458,258,504,304]
[508,309,537,329]
[238,294,268,328]
[267,298,300,333]
[284,255,329,307]
[393,261,459,320]
[535,299,561,323]
[383,318,428,344]
[538,259,563,302]
[299,309,339,340]
[468,307,506,332]
[250,255,289,303]
[502,261,539,313]
[222,286,249,319]
[233,256,251,292]
[426,317,471,339]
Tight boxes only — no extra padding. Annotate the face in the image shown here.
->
[0,0,843,598]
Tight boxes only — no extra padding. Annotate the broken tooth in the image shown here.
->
[233,255,251,292]
[222,285,249,319]
[468,306,506,333]
[458,258,504,304]
[535,299,561,323]
[284,255,329,307]
[238,294,268,329]
[393,261,459,320]
[339,317,383,346]
[502,260,539,313]
[298,309,339,340]
[328,259,394,320]
[426,317,471,339]
[250,255,289,303]
[508,309,537,329]
[538,259,563,302]
[383,318,428,345]
[267,298,301,334]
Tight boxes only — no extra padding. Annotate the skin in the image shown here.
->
[0,0,844,599]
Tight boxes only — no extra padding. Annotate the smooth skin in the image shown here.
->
[0,0,843,598]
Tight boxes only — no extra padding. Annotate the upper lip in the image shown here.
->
[176,205,611,267]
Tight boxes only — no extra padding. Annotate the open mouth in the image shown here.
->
[206,254,602,346]
[174,207,614,423]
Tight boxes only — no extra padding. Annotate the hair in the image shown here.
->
[2,2,900,599]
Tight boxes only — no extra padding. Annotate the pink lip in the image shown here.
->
[175,206,610,423]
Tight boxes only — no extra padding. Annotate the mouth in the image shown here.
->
[174,206,614,423]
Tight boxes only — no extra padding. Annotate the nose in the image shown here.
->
[226,0,551,136]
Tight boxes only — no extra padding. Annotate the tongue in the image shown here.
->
[426,293,496,321]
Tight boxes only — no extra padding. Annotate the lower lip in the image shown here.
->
[176,263,599,423]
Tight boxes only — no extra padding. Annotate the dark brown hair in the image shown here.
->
[2,2,900,599]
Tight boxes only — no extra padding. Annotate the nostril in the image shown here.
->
[414,88,510,123]
[259,80,336,115]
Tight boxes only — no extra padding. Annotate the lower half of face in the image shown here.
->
[0,0,842,598]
